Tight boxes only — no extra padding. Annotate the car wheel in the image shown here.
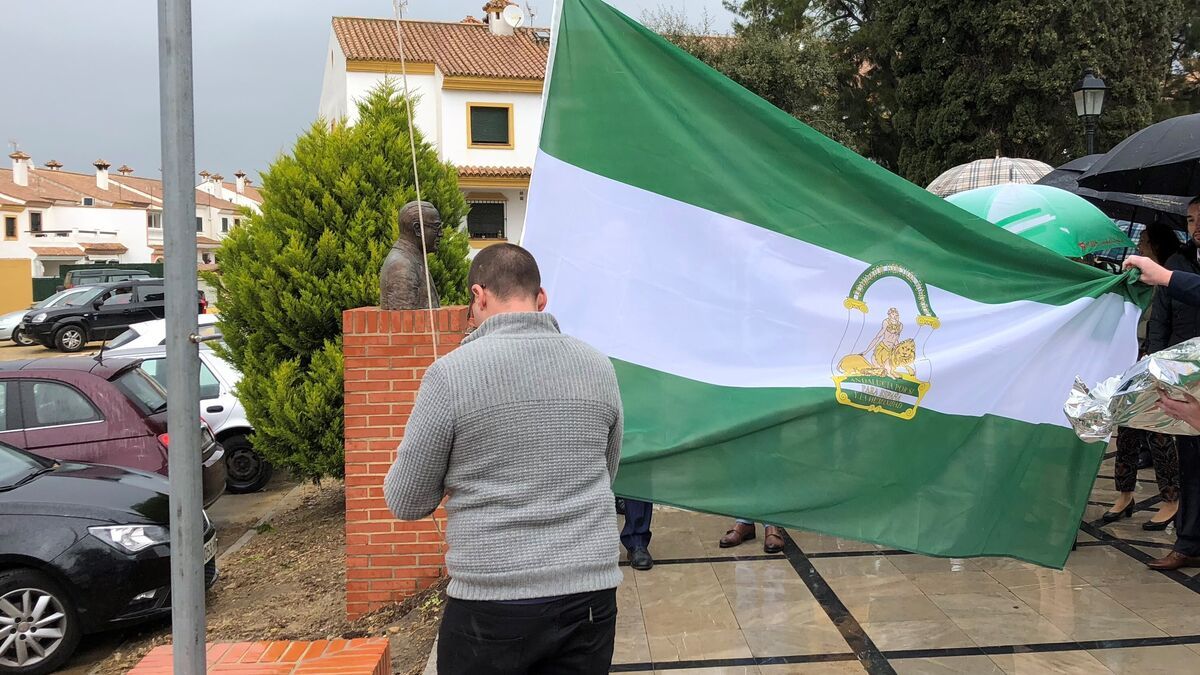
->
[11,329,34,347]
[0,569,81,675]
[223,435,272,494]
[52,326,85,353]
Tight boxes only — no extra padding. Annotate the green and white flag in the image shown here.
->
[522,0,1146,567]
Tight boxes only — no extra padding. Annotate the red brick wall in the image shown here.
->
[343,306,466,620]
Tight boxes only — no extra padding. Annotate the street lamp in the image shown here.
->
[1073,68,1108,155]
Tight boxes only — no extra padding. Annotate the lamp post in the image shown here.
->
[1073,68,1108,155]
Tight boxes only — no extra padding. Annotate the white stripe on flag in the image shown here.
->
[523,151,1140,428]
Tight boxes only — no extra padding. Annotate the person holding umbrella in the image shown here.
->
[1124,197,1200,570]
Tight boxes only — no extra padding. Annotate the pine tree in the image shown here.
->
[205,81,469,480]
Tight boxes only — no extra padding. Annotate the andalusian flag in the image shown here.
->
[522,0,1146,567]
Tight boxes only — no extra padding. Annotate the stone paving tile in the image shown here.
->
[891,655,1003,674]
[988,650,1113,674]
[1088,645,1200,673]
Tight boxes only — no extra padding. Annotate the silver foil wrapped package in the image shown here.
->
[1065,337,1200,442]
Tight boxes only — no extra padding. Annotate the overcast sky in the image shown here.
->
[0,1,731,181]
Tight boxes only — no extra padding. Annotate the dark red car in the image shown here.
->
[0,355,225,507]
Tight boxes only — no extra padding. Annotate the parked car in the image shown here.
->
[58,267,151,291]
[0,441,216,675]
[107,314,220,351]
[0,355,225,507]
[18,280,207,353]
[111,344,272,494]
[0,287,96,346]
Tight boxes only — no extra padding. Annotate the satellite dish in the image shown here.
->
[502,4,525,28]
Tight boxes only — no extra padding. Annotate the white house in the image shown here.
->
[318,2,549,249]
[0,152,262,276]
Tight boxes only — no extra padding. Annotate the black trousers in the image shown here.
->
[1176,437,1200,556]
[620,499,653,552]
[1114,428,1180,500]
[437,589,617,675]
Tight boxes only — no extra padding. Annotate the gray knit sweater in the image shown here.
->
[384,312,624,601]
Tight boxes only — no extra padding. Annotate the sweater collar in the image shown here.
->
[462,311,561,345]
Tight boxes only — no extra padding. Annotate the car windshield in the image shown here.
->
[107,328,140,350]
[0,443,49,489]
[30,287,91,310]
[113,367,168,414]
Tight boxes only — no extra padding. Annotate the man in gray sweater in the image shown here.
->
[384,243,624,674]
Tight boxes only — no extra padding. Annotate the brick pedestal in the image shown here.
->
[343,307,467,620]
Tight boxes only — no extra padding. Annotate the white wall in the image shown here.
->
[441,89,541,168]
[50,206,149,263]
[318,35,349,123]
[344,71,442,152]
[0,210,36,262]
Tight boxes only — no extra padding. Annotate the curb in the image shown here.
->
[216,483,305,566]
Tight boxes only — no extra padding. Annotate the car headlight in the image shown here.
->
[88,524,170,553]
[31,313,47,323]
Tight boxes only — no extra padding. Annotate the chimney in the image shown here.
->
[94,159,111,190]
[211,173,224,183]
[199,170,211,183]
[484,0,515,36]
[117,164,134,176]
[234,170,246,194]
[9,151,30,187]
[44,159,63,171]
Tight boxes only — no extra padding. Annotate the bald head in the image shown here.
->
[468,244,541,302]
[467,244,546,326]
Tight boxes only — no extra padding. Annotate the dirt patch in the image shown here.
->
[92,482,445,675]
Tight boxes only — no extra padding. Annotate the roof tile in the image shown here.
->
[332,17,548,80]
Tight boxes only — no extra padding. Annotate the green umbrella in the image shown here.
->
[947,184,1135,257]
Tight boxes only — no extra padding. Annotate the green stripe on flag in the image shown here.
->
[611,360,1101,568]
[542,0,1146,308]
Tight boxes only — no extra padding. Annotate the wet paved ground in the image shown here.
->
[612,452,1200,674]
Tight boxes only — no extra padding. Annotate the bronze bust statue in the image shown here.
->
[380,200,444,310]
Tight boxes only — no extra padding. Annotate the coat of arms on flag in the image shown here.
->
[833,263,940,420]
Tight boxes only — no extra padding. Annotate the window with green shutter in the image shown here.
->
[467,202,506,239]
[469,104,512,147]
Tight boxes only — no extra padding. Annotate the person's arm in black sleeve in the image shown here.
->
[1145,287,1171,354]
[1165,269,1200,307]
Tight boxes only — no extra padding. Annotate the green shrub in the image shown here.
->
[205,81,469,480]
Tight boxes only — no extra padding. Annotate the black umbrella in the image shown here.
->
[1036,154,1189,229]
[1077,113,1200,196]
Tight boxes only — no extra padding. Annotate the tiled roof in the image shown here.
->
[0,168,85,204]
[25,169,154,207]
[196,236,223,246]
[457,165,532,178]
[332,17,548,79]
[81,242,129,253]
[30,246,84,257]
[219,181,263,204]
[195,190,243,212]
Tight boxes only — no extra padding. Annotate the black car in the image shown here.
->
[58,268,151,292]
[20,280,205,353]
[0,442,216,675]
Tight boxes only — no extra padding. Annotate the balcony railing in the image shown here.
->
[28,228,121,240]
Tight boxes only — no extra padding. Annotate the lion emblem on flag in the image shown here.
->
[832,263,940,420]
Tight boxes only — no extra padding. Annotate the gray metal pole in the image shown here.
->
[156,0,205,673]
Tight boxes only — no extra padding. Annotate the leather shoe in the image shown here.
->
[720,523,756,548]
[630,547,653,571]
[1146,551,1200,571]
[764,526,785,554]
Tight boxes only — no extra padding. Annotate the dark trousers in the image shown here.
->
[437,589,617,675]
[620,499,653,552]
[1114,428,1180,500]
[1176,437,1200,556]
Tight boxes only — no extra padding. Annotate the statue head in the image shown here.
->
[398,200,443,253]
